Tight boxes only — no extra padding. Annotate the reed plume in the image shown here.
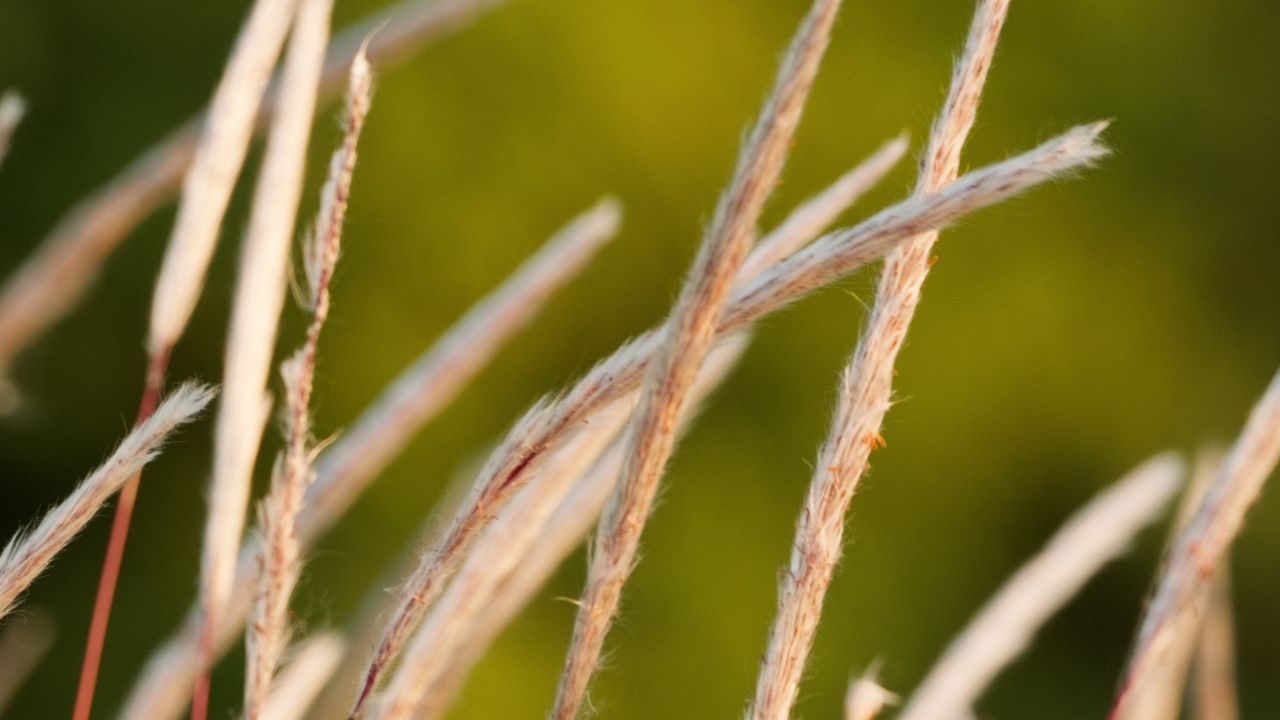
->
[0,383,214,620]
[194,2,332,716]
[747,3,1008,715]
[0,0,511,385]
[350,134,903,713]
[120,197,620,720]
[550,1,845,713]
[244,30,368,719]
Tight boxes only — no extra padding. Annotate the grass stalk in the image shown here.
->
[1112,369,1280,717]
[748,3,1009,710]
[0,383,214,620]
[119,197,620,720]
[0,0,511,384]
[897,454,1185,720]
[350,136,902,713]
[370,336,747,719]
[549,0,846,713]
[193,1,331,716]
[244,16,362,719]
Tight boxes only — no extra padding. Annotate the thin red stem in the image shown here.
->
[72,347,170,720]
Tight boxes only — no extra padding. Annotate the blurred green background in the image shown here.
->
[2,0,1279,717]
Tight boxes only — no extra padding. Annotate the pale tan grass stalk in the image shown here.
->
[739,134,909,279]
[748,334,891,720]
[1192,569,1239,720]
[1113,370,1280,717]
[245,32,364,719]
[147,0,298,356]
[0,383,214,620]
[122,121,1100,720]
[347,140,891,709]
[897,454,1185,720]
[0,90,25,169]
[119,199,619,720]
[749,6,1006,713]
[370,336,748,719]
[357,123,1107,714]
[249,633,346,720]
[347,201,623,713]
[0,609,55,713]
[844,667,898,720]
[0,0,509,384]
[550,2,844,714]
[195,2,329,715]
[1116,449,1223,720]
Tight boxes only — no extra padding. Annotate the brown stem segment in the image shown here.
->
[72,346,170,720]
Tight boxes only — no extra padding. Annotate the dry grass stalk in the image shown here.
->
[549,0,846,714]
[1113,370,1280,716]
[1192,569,1239,720]
[119,199,619,720]
[193,2,331,716]
[748,4,1007,716]
[738,134,909,279]
[353,123,1105,716]
[844,667,898,720]
[347,201,623,713]
[119,107,1104,720]
[245,33,367,719]
[369,336,748,719]
[350,137,900,711]
[0,383,214,620]
[0,609,55,714]
[255,633,347,720]
[1115,449,1223,720]
[0,90,25,170]
[897,454,1185,720]
[0,0,511,385]
[148,0,298,356]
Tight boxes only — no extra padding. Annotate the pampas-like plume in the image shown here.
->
[349,137,902,711]
[0,0,510,386]
[0,383,214,620]
[749,5,1008,713]
[245,35,366,719]
[192,1,330,716]
[844,668,898,720]
[346,201,623,713]
[0,90,25,169]
[897,454,1185,720]
[367,336,748,720]
[120,118,1103,720]
[118,199,619,720]
[256,633,346,720]
[1113,369,1280,717]
[548,1,846,715]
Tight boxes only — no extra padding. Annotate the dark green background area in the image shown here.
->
[1,0,1278,717]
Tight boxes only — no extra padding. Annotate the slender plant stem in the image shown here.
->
[71,346,169,720]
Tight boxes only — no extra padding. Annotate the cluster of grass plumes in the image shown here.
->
[0,0,1277,718]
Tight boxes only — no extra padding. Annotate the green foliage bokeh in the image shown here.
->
[1,0,1278,717]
